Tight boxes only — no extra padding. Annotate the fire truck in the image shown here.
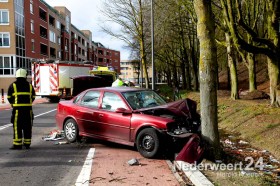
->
[32,60,115,102]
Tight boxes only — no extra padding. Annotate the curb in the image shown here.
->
[166,160,186,186]
[174,161,214,186]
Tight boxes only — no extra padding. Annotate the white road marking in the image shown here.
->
[34,109,57,118]
[75,148,95,186]
[0,109,57,131]
[0,124,12,130]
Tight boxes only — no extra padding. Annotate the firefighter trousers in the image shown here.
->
[11,109,33,147]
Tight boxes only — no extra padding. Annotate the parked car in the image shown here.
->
[56,87,201,158]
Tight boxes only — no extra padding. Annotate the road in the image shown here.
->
[0,102,93,186]
[0,101,182,186]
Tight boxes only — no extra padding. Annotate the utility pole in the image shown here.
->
[151,0,155,90]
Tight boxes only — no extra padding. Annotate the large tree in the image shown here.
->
[194,0,221,159]
[100,0,150,88]
[221,0,280,106]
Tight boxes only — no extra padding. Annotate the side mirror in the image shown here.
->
[115,107,131,114]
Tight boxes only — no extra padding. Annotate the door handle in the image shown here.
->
[98,114,103,117]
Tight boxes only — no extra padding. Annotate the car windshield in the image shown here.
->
[122,90,166,110]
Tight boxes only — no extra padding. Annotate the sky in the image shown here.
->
[44,0,130,60]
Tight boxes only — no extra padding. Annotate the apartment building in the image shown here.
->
[119,60,152,84]
[93,42,120,73]
[0,0,120,90]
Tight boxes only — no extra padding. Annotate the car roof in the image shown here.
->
[87,86,148,93]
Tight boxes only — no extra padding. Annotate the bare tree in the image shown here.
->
[100,0,150,88]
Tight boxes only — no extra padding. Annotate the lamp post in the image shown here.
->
[151,0,155,90]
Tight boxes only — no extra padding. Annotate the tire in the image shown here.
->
[49,97,60,103]
[64,119,79,143]
[136,128,161,158]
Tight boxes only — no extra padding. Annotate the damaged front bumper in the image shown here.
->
[175,134,204,164]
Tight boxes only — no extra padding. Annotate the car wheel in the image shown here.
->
[136,128,161,158]
[64,119,79,143]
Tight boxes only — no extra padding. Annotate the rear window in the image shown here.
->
[79,91,101,108]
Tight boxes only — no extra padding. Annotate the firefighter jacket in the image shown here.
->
[7,78,36,110]
[112,78,124,87]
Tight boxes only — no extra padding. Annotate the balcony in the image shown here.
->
[49,15,55,27]
[40,44,48,56]
[40,26,47,39]
[50,47,56,58]
[39,8,47,22]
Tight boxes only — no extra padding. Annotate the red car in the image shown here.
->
[56,87,201,158]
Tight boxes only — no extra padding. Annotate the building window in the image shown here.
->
[0,56,13,75]
[57,36,61,45]
[65,15,70,32]
[56,20,60,30]
[0,33,10,47]
[31,20,34,33]
[31,39,35,52]
[49,30,56,43]
[0,10,9,24]
[30,1,33,14]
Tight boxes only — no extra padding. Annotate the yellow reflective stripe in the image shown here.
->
[7,96,11,98]
[14,138,22,142]
[13,83,17,104]
[12,103,32,107]
[12,92,32,96]
[24,139,31,144]
[29,84,32,104]
[13,142,22,145]
[14,110,19,140]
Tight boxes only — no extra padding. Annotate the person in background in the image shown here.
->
[7,68,35,150]
[112,77,124,87]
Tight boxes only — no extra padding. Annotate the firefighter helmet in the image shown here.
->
[16,68,27,78]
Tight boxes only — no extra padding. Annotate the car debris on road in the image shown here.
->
[42,129,65,141]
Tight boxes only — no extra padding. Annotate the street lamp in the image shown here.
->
[151,0,155,90]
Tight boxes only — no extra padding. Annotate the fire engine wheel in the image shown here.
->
[136,128,161,158]
[64,119,79,143]
[49,97,60,103]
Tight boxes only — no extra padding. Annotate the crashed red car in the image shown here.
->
[56,87,201,159]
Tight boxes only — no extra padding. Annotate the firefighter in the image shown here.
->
[112,77,124,87]
[7,68,35,150]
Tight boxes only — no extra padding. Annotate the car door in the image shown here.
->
[74,90,101,136]
[96,91,132,142]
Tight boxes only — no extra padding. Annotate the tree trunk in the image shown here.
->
[180,56,187,89]
[194,0,220,159]
[191,47,199,91]
[268,57,280,107]
[266,0,280,107]
[247,53,257,92]
[172,63,179,88]
[225,33,239,99]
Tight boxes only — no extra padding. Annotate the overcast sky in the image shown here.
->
[44,0,129,60]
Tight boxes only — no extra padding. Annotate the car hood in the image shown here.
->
[136,98,199,120]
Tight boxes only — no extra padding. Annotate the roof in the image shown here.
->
[89,86,147,93]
